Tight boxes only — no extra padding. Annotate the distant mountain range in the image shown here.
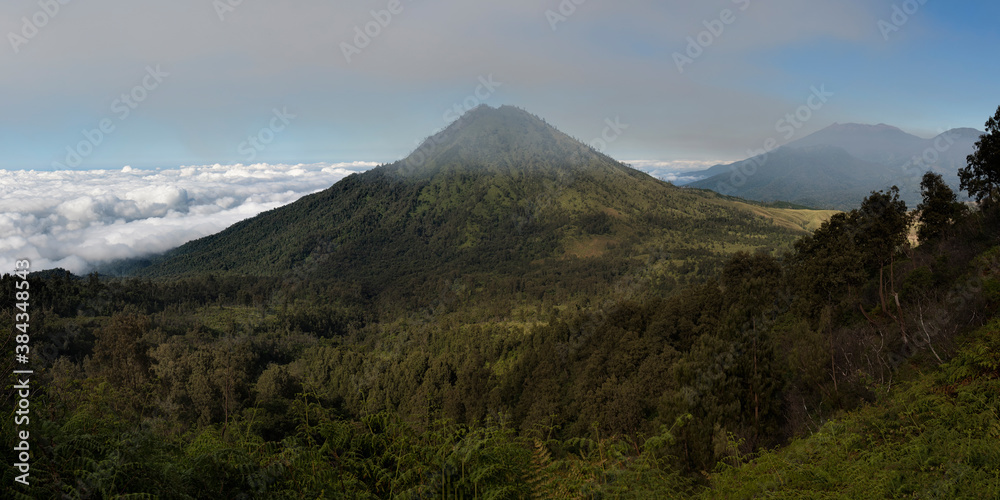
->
[113,106,831,300]
[681,123,983,209]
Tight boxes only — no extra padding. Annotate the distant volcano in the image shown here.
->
[684,123,983,209]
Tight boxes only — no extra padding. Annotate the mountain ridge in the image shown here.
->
[682,122,983,209]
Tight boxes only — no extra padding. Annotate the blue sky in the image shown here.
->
[2,0,998,171]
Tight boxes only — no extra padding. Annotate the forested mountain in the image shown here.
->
[684,123,982,209]
[121,105,825,309]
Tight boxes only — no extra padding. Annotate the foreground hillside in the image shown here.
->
[709,317,1000,498]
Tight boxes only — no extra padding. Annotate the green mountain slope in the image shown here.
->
[126,106,822,301]
[708,319,1000,498]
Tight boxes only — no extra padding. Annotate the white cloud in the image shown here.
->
[0,162,376,275]
[627,159,732,184]
[627,159,732,172]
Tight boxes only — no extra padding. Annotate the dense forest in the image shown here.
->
[2,106,999,498]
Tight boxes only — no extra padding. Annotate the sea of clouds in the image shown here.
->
[0,162,377,275]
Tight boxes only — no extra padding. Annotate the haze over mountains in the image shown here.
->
[682,123,983,209]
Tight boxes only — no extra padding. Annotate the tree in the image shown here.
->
[721,251,782,319]
[854,187,913,343]
[854,186,912,274]
[789,212,866,307]
[87,307,152,394]
[959,105,1000,206]
[789,187,911,303]
[916,172,965,243]
[720,252,783,437]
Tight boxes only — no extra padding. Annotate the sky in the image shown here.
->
[4,0,999,170]
[2,0,999,272]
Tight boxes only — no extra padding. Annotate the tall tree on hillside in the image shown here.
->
[790,212,865,308]
[959,105,1000,206]
[917,172,965,244]
[852,187,913,343]
[854,186,912,274]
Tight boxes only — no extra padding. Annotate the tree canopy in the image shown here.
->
[959,105,1000,206]
[917,171,965,244]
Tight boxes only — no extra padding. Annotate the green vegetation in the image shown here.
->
[2,105,999,498]
[917,172,966,244]
[708,320,1000,498]
[960,105,1000,207]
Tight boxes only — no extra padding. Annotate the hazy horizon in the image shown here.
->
[3,1,998,171]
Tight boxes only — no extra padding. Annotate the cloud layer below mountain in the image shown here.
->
[0,162,375,274]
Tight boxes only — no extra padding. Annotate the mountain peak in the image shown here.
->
[394,105,611,178]
[823,122,906,134]
[788,121,926,164]
[939,127,984,140]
